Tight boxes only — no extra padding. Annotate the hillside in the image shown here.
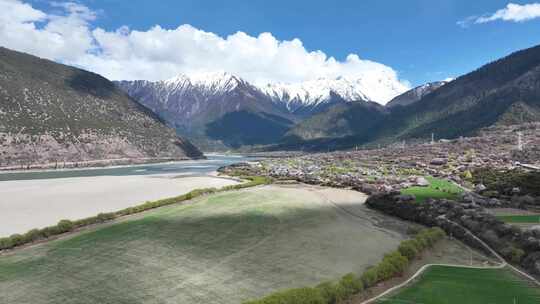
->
[284,44,540,150]
[116,73,297,150]
[283,100,386,143]
[116,73,406,150]
[386,81,448,107]
[0,47,203,168]
[378,44,540,142]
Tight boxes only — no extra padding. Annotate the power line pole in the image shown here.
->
[431,133,435,145]
[518,132,523,151]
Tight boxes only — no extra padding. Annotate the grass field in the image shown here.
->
[0,185,408,304]
[401,176,463,203]
[378,266,540,304]
[496,215,540,223]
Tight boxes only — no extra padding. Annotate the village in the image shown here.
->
[220,123,540,280]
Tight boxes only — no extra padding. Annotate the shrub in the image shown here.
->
[23,229,42,243]
[413,227,446,251]
[0,237,14,250]
[371,251,409,282]
[375,260,395,281]
[243,287,325,304]
[384,251,409,275]
[315,282,341,304]
[57,219,74,233]
[360,267,379,288]
[338,273,363,297]
[96,213,116,223]
[412,236,429,251]
[430,227,446,239]
[40,226,61,237]
[416,233,435,248]
[9,234,25,247]
[398,240,419,260]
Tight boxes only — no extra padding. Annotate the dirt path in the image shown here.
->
[355,215,540,304]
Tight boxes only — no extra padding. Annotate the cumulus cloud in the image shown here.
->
[0,0,409,102]
[459,2,540,27]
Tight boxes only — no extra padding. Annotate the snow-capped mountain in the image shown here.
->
[259,77,370,113]
[116,71,265,123]
[115,72,293,150]
[386,81,449,107]
[118,72,408,118]
[162,71,250,97]
[259,76,408,112]
[115,71,408,149]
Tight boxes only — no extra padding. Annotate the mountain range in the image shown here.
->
[116,72,406,149]
[0,47,202,168]
[118,43,540,152]
[3,41,540,158]
[283,44,540,150]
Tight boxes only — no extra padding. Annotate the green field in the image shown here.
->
[0,185,407,304]
[401,176,463,203]
[378,266,540,304]
[496,215,540,223]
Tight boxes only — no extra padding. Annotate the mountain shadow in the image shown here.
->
[205,111,293,148]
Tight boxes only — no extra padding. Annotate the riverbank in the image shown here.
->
[0,156,205,172]
[0,174,240,237]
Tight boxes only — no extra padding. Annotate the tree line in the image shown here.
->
[243,227,446,304]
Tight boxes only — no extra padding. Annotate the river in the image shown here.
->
[0,154,250,181]
[0,155,250,237]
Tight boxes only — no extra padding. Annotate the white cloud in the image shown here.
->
[459,2,540,27]
[0,0,95,61]
[0,0,409,103]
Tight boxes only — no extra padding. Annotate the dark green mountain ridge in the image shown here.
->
[282,43,540,151]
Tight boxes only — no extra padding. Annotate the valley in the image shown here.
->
[1,2,540,303]
[115,44,540,152]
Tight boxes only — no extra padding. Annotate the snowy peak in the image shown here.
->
[261,77,369,104]
[410,81,449,98]
[162,71,247,96]
[259,75,407,110]
[387,80,449,107]
[189,71,246,93]
[117,71,409,115]
[159,72,408,108]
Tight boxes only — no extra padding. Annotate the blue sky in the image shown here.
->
[26,0,540,86]
[2,0,538,100]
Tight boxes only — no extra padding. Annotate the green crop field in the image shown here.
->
[401,176,463,203]
[496,215,540,223]
[378,266,540,304]
[0,185,407,304]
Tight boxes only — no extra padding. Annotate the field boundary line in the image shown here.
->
[444,217,540,286]
[358,262,506,304]
[307,187,401,239]
[359,216,539,304]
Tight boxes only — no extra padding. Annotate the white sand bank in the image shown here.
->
[0,175,239,237]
